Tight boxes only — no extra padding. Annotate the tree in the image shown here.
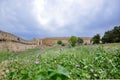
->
[112,26,120,42]
[92,34,100,44]
[101,30,113,43]
[69,36,78,47]
[77,37,84,44]
[57,40,62,45]
[102,26,120,43]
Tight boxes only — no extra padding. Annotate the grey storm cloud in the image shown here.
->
[0,0,120,39]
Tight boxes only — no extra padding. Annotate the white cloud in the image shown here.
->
[0,0,34,33]
[0,0,119,38]
[32,0,104,33]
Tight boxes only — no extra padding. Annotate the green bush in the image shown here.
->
[77,37,84,44]
[57,40,63,45]
[69,36,78,47]
[61,43,65,46]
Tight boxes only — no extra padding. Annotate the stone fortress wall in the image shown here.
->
[35,37,92,46]
[0,30,92,52]
[0,30,37,52]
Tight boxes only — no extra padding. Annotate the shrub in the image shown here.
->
[69,36,78,47]
[77,37,84,44]
[84,42,87,45]
[57,40,62,45]
[61,43,65,46]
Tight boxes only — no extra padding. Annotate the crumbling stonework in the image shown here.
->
[0,42,36,52]
[36,37,92,46]
[0,30,92,52]
[82,37,92,44]
[0,30,37,52]
[42,37,69,46]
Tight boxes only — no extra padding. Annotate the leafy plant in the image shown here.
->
[48,65,70,80]
[61,43,65,46]
[77,37,84,44]
[69,36,78,47]
[57,40,63,45]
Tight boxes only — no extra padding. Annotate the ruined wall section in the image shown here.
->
[82,37,91,44]
[0,30,92,52]
[42,37,69,46]
[37,37,92,46]
[0,42,36,52]
[0,30,37,52]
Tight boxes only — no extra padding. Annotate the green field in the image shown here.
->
[0,43,120,79]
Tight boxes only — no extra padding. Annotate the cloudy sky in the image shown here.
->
[0,0,120,39]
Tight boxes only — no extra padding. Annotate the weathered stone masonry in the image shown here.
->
[0,30,92,52]
[0,30,37,52]
[35,37,92,46]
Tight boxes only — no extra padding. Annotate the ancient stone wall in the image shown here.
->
[0,42,36,52]
[82,37,91,44]
[0,30,92,52]
[36,37,92,46]
[42,37,69,46]
[0,30,37,52]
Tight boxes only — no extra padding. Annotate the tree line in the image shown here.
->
[57,36,84,47]
[92,26,120,44]
[57,26,120,47]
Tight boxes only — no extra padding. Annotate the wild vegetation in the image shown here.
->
[0,43,120,79]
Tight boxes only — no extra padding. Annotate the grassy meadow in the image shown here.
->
[0,43,120,79]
